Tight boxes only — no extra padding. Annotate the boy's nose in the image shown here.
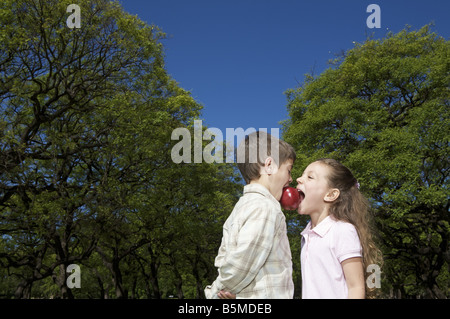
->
[296,176,303,184]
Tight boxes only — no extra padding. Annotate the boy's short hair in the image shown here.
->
[236,131,296,184]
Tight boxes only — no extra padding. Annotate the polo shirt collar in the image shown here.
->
[243,183,281,209]
[301,215,336,238]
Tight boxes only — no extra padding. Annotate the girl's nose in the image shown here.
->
[296,176,303,184]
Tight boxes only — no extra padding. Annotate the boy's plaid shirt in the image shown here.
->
[205,183,294,299]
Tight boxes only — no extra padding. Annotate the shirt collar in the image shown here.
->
[301,215,336,238]
[243,183,281,209]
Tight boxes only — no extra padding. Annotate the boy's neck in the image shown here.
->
[249,177,270,191]
[249,179,277,199]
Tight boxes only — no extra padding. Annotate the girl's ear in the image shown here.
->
[324,188,340,202]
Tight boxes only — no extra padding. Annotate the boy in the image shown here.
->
[204,131,296,299]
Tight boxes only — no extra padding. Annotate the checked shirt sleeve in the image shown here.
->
[216,203,278,295]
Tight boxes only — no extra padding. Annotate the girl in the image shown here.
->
[296,158,382,299]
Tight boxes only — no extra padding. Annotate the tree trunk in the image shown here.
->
[14,280,32,299]
[53,264,74,299]
[112,258,127,299]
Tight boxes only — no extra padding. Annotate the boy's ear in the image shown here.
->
[261,156,278,175]
[324,188,340,202]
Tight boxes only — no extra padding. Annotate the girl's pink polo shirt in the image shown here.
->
[300,215,362,299]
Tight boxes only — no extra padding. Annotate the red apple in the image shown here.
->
[280,187,302,210]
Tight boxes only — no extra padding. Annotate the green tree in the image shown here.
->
[1,0,241,299]
[283,25,449,298]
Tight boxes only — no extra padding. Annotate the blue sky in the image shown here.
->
[119,0,449,142]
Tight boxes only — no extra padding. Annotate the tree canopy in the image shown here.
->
[283,25,449,298]
[0,0,241,298]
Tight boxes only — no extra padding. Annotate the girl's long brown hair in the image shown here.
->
[316,158,383,298]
